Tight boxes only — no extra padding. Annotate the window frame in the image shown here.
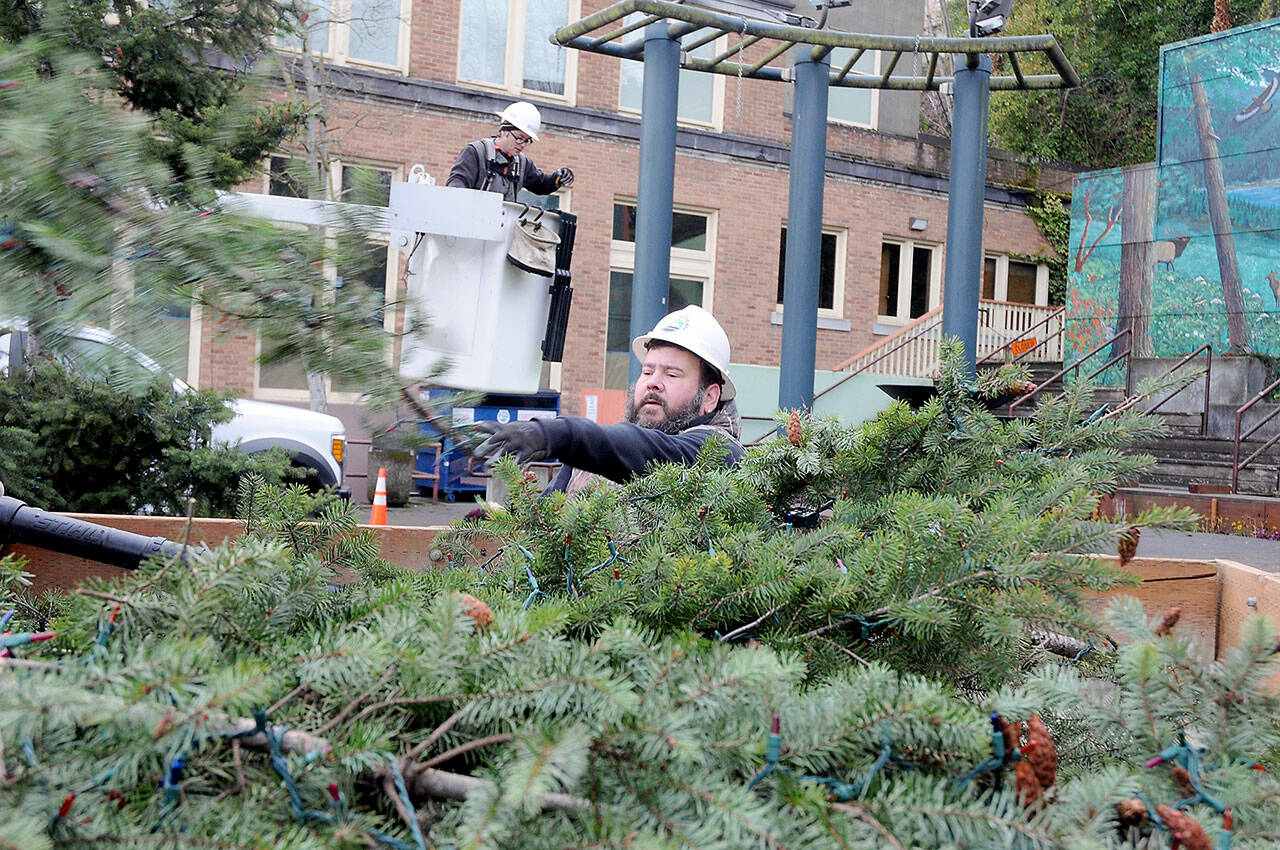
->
[616,24,726,130]
[275,0,414,75]
[605,199,718,388]
[826,48,880,130]
[456,0,581,104]
[982,253,1051,305]
[774,223,847,320]
[877,237,943,326]
[253,157,402,404]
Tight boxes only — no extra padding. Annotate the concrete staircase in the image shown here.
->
[1125,435,1280,494]
[1002,355,1280,495]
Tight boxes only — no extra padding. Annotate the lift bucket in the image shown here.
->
[390,183,564,393]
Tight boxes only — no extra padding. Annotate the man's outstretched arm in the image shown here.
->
[474,416,741,484]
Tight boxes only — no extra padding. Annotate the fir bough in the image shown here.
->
[3,350,1275,849]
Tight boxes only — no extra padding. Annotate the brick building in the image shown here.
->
[184,0,1069,436]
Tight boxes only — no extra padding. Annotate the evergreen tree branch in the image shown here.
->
[406,708,465,760]
[828,802,905,850]
[719,604,785,643]
[399,762,588,813]
[418,733,516,770]
[314,666,396,735]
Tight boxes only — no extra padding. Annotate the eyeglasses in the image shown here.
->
[505,129,533,147]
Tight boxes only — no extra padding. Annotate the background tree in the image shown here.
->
[0,36,398,410]
[980,0,1280,168]
[0,0,306,189]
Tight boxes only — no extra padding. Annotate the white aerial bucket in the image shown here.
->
[389,183,560,393]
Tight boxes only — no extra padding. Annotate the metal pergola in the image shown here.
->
[553,0,1079,90]
[552,0,1078,410]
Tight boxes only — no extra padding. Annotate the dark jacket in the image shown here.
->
[445,138,559,201]
[543,401,744,493]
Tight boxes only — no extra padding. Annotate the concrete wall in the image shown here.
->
[732,364,927,442]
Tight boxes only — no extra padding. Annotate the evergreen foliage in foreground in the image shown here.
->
[0,360,299,515]
[1,357,1278,849]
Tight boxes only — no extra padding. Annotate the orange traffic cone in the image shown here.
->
[370,467,389,526]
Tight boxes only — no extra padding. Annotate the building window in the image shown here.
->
[459,0,578,99]
[256,158,400,400]
[278,0,411,72]
[606,201,716,389]
[827,48,878,128]
[879,239,940,322]
[617,17,723,127]
[983,255,1048,304]
[267,156,394,206]
[775,226,846,318]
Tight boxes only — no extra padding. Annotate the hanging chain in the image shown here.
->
[735,23,746,120]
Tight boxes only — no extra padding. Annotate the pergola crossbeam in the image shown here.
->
[552,0,1079,91]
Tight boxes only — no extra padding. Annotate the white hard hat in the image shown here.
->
[495,101,542,142]
[632,305,736,402]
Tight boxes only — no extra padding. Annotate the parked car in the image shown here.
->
[0,320,348,495]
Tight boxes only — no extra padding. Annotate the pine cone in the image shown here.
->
[998,716,1021,761]
[523,469,539,485]
[456,592,493,629]
[1114,797,1147,827]
[1155,606,1182,637]
[1155,806,1212,850]
[1117,526,1140,566]
[1025,714,1058,790]
[1171,766,1196,798]
[787,409,803,447]
[1015,759,1043,805]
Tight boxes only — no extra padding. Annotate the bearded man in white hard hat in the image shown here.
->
[446,101,574,201]
[474,305,743,494]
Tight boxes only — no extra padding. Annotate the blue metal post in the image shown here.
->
[941,54,992,376]
[629,22,680,386]
[778,47,830,412]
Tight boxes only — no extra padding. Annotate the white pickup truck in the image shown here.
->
[0,321,348,494]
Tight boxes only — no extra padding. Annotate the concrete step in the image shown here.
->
[1123,433,1280,495]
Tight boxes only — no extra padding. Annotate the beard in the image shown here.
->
[626,386,710,434]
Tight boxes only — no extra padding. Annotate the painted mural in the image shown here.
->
[1066,19,1280,381]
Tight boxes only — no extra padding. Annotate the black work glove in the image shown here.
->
[554,166,574,189]
[473,420,549,464]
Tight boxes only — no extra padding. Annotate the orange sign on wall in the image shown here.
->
[1009,338,1038,357]
[580,389,627,424]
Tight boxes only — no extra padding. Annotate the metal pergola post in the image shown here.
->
[779,47,831,412]
[941,54,992,377]
[628,22,681,388]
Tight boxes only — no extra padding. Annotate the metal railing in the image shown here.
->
[1145,344,1212,437]
[975,305,1066,367]
[833,301,1063,379]
[1009,327,1132,414]
[1233,376,1280,493]
[830,307,944,376]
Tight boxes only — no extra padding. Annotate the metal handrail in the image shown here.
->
[975,306,1066,367]
[816,311,944,404]
[1233,375,1280,493]
[1009,327,1131,413]
[1145,344,1212,437]
[830,306,943,372]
